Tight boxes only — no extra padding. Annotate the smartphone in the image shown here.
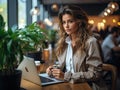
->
[52,64,60,69]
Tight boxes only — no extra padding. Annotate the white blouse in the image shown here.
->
[65,36,74,73]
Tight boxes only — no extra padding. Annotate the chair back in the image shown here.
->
[102,63,117,90]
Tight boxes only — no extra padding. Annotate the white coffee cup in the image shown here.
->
[35,61,40,73]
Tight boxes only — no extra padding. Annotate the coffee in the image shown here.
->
[35,61,40,73]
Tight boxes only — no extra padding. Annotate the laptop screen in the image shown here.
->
[39,76,54,83]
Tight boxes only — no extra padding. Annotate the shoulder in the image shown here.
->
[85,36,99,50]
[87,36,97,44]
[104,35,112,41]
[102,35,112,45]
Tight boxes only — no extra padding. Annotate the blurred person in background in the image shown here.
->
[117,27,120,44]
[101,26,120,68]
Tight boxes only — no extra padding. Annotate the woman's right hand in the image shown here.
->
[46,66,53,76]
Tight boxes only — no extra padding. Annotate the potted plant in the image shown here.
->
[47,29,57,48]
[0,14,48,90]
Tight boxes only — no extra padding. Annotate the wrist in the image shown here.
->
[64,71,72,81]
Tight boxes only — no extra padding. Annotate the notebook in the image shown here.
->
[17,56,64,86]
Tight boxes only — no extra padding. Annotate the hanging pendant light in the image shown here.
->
[44,18,53,26]
[51,3,59,12]
[30,6,40,16]
[108,2,119,11]
[105,7,114,14]
[99,1,119,17]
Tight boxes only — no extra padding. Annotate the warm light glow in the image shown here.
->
[97,22,105,30]
[106,8,111,13]
[104,12,108,16]
[117,22,120,26]
[99,2,119,17]
[112,19,116,23]
[111,4,115,9]
[51,3,59,12]
[102,19,106,23]
[89,16,119,29]
[88,20,94,24]
[52,4,58,9]
[108,2,119,11]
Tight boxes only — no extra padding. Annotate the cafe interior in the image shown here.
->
[0,0,120,90]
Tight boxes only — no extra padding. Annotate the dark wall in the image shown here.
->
[45,2,120,16]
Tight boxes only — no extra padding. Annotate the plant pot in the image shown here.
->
[0,70,22,90]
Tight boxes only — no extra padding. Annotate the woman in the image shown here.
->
[46,5,104,89]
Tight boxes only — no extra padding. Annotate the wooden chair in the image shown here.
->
[102,63,117,90]
[95,36,117,90]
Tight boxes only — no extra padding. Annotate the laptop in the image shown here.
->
[17,56,64,86]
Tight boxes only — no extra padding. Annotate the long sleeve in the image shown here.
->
[63,37,103,83]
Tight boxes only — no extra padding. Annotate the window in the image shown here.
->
[32,0,38,23]
[18,0,26,28]
[0,0,7,29]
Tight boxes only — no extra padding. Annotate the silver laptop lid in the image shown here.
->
[17,56,41,85]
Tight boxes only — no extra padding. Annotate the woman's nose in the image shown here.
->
[65,23,69,28]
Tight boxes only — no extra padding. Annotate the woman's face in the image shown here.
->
[62,14,79,36]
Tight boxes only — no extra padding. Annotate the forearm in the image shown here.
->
[64,67,102,83]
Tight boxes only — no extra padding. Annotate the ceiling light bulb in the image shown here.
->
[108,2,119,11]
[105,7,114,14]
[30,6,40,16]
[106,9,111,13]
[104,12,108,16]
[51,3,59,12]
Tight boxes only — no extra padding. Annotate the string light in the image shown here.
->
[108,2,119,11]
[99,2,119,17]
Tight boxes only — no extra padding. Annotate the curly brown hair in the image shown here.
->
[55,5,92,56]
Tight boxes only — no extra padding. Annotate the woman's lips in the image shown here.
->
[66,29,71,32]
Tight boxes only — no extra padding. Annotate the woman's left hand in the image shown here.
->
[51,68,64,80]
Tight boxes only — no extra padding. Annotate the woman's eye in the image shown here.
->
[69,20,74,23]
[69,19,76,23]
[62,19,75,24]
[62,21,65,24]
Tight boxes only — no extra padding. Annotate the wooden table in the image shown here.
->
[21,79,92,90]
[21,59,92,90]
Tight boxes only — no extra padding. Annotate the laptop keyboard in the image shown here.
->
[39,76,54,83]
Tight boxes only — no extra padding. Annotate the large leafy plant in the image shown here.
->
[0,15,48,75]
